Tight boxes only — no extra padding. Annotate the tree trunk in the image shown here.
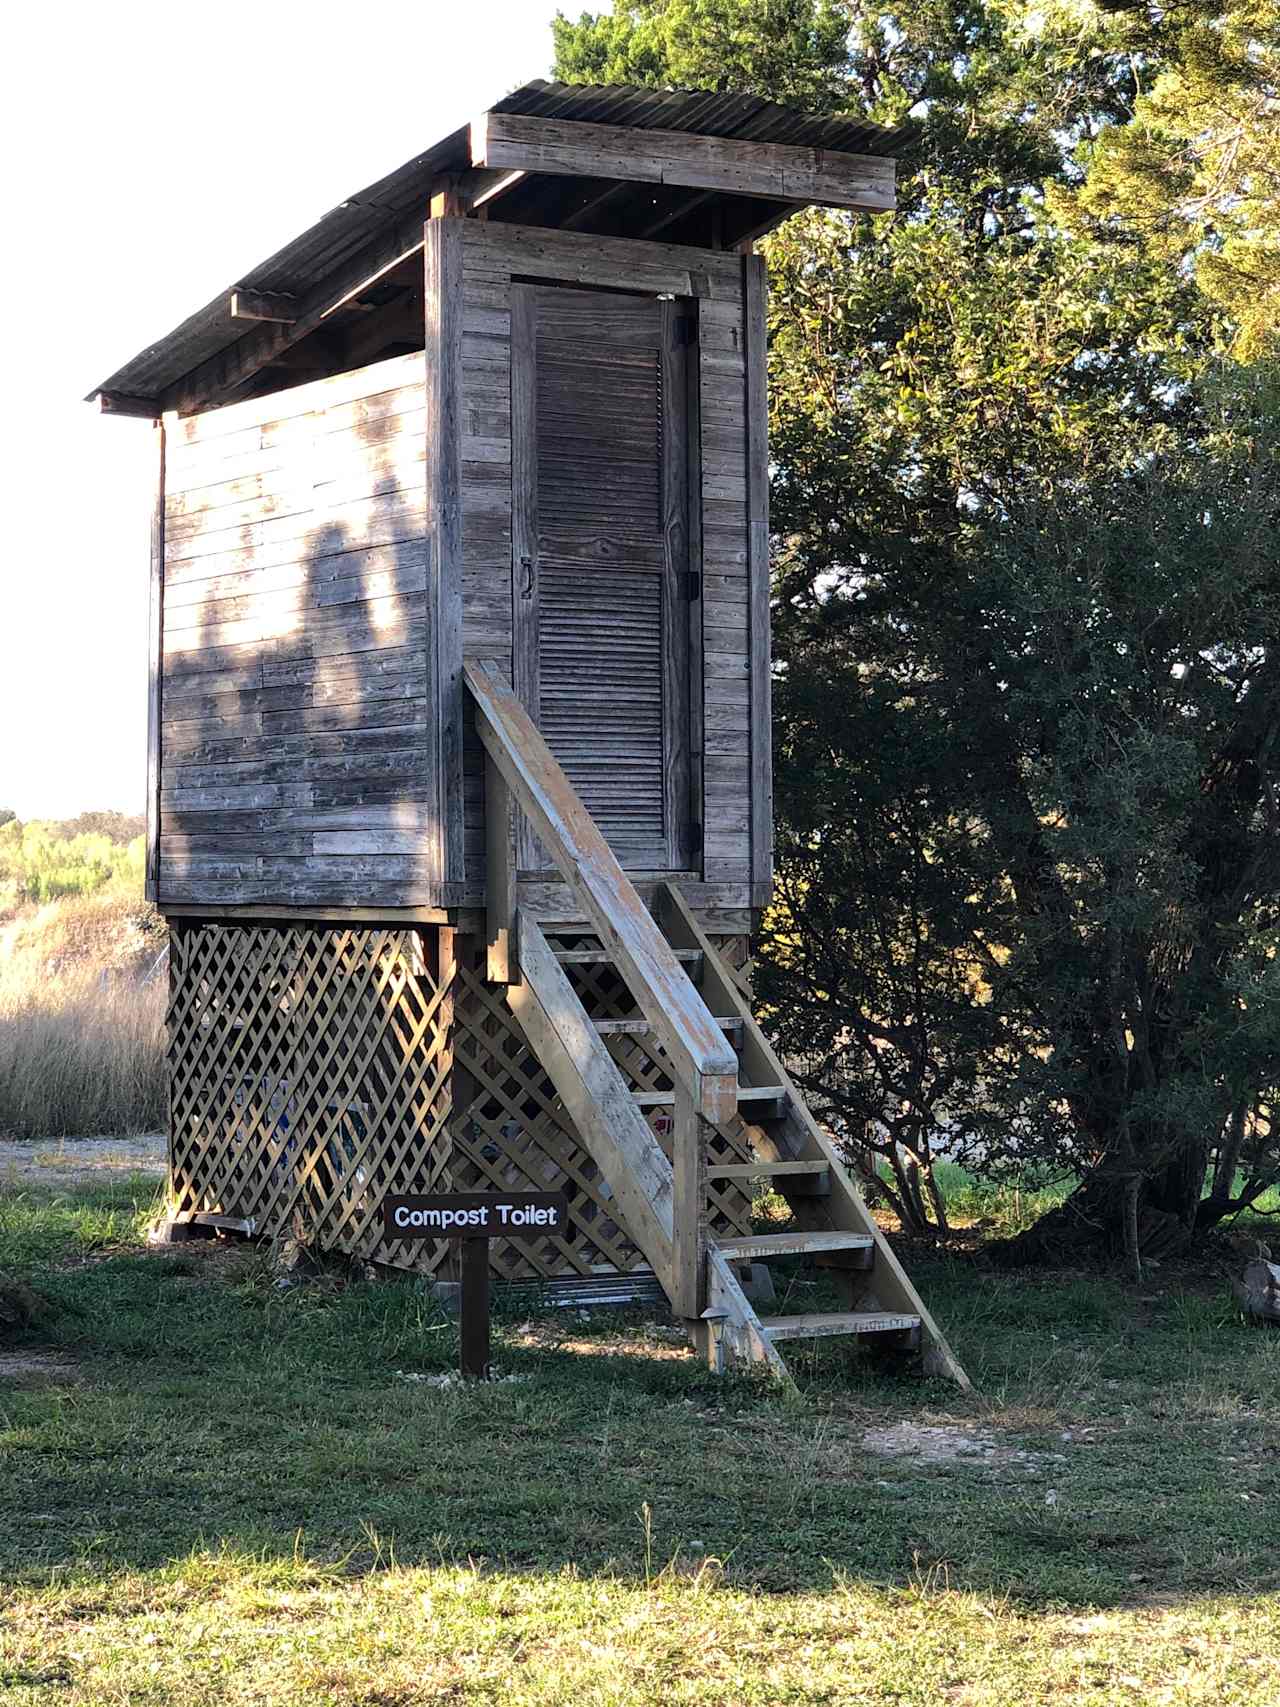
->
[985,1170,1194,1268]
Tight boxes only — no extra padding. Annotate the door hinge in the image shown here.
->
[683,571,702,602]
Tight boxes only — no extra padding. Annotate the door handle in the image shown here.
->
[520,555,535,599]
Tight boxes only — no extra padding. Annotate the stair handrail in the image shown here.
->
[464,656,740,1124]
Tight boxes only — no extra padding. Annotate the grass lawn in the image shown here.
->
[2,1170,1278,1705]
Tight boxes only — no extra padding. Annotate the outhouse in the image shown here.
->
[92,81,965,1384]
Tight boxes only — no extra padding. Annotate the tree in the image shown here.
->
[551,2,1280,1262]
[1055,0,1280,358]
[553,1,853,107]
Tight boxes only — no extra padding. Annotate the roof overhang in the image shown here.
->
[89,79,909,419]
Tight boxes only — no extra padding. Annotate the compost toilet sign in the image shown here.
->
[383,1192,569,1380]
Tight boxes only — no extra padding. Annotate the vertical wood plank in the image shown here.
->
[743,254,772,909]
[146,419,166,902]
[509,282,541,871]
[685,301,706,873]
[484,750,517,982]
[660,299,694,871]
[425,218,466,887]
[671,1083,707,1319]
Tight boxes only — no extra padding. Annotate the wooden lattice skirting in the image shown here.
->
[168,921,753,1285]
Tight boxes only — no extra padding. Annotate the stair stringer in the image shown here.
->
[704,1244,795,1387]
[657,884,972,1392]
[509,914,799,1385]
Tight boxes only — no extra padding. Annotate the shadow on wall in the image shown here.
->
[161,360,456,1265]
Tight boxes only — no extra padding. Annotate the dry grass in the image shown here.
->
[0,894,167,1139]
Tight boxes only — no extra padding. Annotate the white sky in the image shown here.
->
[0,0,563,821]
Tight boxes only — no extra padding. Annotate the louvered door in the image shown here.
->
[511,284,695,871]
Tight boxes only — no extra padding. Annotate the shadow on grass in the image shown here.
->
[2,1174,1278,1615]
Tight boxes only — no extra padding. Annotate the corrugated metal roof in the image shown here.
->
[90,80,909,408]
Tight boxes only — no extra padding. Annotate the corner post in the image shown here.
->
[743,252,772,911]
[424,217,466,888]
[145,417,166,902]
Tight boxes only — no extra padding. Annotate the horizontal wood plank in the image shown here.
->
[473,112,895,212]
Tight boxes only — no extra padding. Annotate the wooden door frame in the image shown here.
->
[508,277,704,875]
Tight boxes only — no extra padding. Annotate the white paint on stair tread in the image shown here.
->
[764,1311,921,1340]
[716,1229,873,1260]
[632,1084,783,1108]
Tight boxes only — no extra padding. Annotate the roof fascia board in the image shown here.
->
[471,110,896,212]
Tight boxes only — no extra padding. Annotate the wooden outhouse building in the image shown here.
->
[92,81,966,1386]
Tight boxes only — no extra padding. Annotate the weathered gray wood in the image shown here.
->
[671,1085,707,1320]
[764,1311,921,1342]
[484,749,517,983]
[743,253,772,908]
[703,1245,794,1383]
[658,880,972,1389]
[660,297,695,870]
[229,289,298,324]
[461,220,740,300]
[163,215,425,416]
[465,657,739,1122]
[509,282,540,868]
[146,420,166,901]
[508,912,675,1291]
[425,217,466,888]
[472,112,896,212]
[98,390,160,419]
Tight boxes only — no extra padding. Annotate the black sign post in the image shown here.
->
[383,1192,570,1380]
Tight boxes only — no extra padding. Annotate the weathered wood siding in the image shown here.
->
[157,352,438,908]
[453,220,761,900]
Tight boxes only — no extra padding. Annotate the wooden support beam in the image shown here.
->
[558,179,634,232]
[145,420,165,902]
[671,1085,708,1320]
[161,212,425,415]
[743,253,773,908]
[471,111,896,212]
[424,218,465,887]
[97,390,159,418]
[429,174,471,220]
[229,288,298,324]
[640,187,719,240]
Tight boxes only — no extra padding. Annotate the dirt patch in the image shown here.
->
[863,1421,1070,1473]
[0,1134,166,1184]
[0,1350,80,1388]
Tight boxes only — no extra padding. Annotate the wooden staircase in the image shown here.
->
[466,658,970,1392]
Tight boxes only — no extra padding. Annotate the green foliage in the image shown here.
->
[553,0,853,106]
[1055,0,1280,359]
[0,820,145,907]
[553,1,1280,1249]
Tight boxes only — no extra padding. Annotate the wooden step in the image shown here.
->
[593,1015,744,1039]
[631,1084,785,1114]
[555,947,703,967]
[763,1310,922,1342]
[715,1229,874,1261]
[705,1158,829,1184]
